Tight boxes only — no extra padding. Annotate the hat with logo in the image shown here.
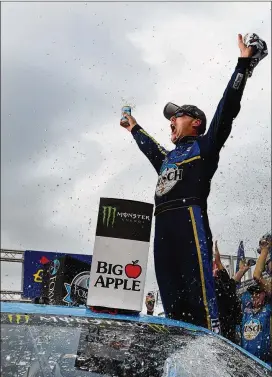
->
[163,102,207,135]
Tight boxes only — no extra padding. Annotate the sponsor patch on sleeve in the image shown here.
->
[233,73,244,90]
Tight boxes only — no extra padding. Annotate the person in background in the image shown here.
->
[145,291,156,315]
[240,233,271,365]
[213,240,250,343]
[33,296,49,305]
[241,282,271,366]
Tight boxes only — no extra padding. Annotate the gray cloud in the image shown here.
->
[1,2,159,251]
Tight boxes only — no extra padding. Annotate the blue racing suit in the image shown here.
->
[241,302,271,364]
[131,58,252,331]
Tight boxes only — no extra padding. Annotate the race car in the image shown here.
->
[1,302,271,376]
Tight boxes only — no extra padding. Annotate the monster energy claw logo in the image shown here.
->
[102,206,117,227]
[102,205,151,228]
[8,314,30,324]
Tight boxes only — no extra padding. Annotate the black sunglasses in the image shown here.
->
[174,110,198,119]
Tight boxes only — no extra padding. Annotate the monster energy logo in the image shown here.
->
[102,206,117,227]
[8,314,30,324]
[102,206,151,227]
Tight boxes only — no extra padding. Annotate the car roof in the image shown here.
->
[1,302,209,331]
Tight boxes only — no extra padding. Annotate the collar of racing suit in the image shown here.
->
[175,135,198,145]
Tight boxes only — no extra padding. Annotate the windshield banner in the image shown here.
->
[23,250,92,299]
[41,255,91,306]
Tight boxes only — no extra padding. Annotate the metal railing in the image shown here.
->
[1,249,27,302]
[0,249,258,303]
[0,290,31,302]
[0,249,24,263]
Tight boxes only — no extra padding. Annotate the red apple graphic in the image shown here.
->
[40,256,50,265]
[125,260,142,279]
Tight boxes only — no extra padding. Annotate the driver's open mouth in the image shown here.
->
[171,124,176,133]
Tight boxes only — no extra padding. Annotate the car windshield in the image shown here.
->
[1,312,270,377]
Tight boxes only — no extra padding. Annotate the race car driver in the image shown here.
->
[120,34,268,331]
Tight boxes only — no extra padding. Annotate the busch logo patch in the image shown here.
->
[243,319,262,340]
[155,164,183,197]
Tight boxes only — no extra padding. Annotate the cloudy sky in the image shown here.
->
[1,1,271,297]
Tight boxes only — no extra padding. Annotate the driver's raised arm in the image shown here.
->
[121,113,168,174]
[203,34,267,153]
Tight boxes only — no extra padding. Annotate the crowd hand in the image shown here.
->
[239,259,250,273]
[234,259,250,282]
[120,113,138,132]
[253,238,271,282]
[214,240,224,269]
[259,238,271,251]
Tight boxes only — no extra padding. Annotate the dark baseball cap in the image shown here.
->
[163,102,207,135]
